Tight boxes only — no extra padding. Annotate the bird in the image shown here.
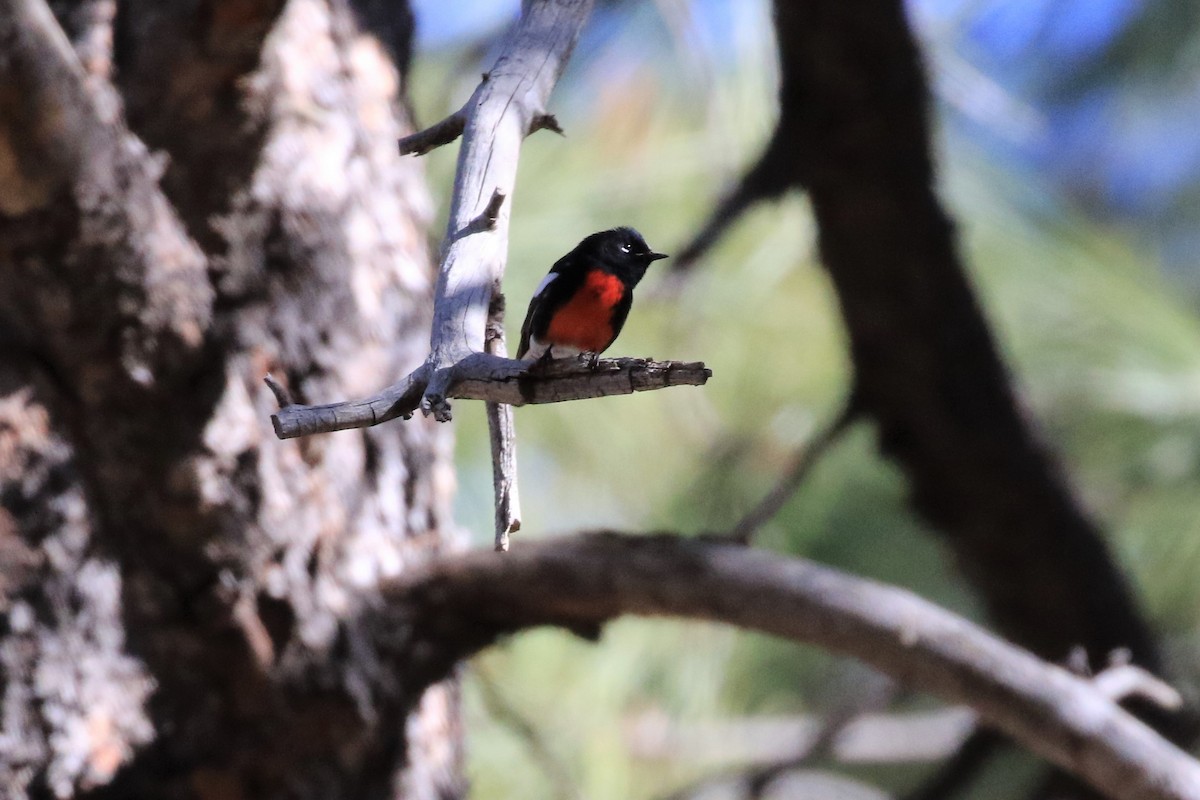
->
[516,227,668,363]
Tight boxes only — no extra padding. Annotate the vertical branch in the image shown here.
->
[486,291,522,551]
[419,0,593,419]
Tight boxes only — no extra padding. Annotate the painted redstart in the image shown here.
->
[516,227,668,361]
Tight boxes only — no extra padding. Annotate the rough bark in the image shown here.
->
[0,1,458,798]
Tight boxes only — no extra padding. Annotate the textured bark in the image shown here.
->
[0,1,458,798]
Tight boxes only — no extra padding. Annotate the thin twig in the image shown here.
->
[262,373,293,408]
[398,107,467,156]
[485,291,521,551]
[730,399,860,544]
[450,188,508,243]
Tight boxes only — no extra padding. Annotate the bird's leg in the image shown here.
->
[585,352,601,370]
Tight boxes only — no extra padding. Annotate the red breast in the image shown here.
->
[544,269,625,353]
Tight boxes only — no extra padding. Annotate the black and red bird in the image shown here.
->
[516,227,668,361]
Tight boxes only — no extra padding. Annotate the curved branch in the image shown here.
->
[270,357,711,438]
[392,533,1200,800]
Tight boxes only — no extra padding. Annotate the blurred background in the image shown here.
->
[410,1,1200,797]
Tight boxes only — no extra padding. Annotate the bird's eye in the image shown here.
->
[619,243,631,253]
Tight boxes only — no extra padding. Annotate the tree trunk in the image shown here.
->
[0,1,462,798]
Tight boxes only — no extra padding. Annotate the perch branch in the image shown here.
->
[393,533,1200,800]
[485,292,521,551]
[271,357,710,438]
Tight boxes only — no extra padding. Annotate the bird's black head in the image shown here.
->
[579,226,668,282]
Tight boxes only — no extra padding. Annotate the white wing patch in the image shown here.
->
[533,272,558,298]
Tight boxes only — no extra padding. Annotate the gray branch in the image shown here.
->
[422,0,594,421]
[393,533,1200,800]
[485,292,521,551]
[271,357,711,438]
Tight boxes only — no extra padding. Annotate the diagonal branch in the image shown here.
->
[390,533,1200,800]
[398,107,467,156]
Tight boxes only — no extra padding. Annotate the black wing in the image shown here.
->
[515,291,542,358]
[515,251,583,358]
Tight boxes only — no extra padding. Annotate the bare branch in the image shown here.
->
[398,107,468,155]
[270,357,711,439]
[263,373,294,408]
[485,291,521,551]
[393,533,1200,800]
[730,399,860,544]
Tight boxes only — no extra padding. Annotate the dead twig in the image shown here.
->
[398,107,467,156]
[485,291,521,551]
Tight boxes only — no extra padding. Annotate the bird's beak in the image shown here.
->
[647,252,669,262]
